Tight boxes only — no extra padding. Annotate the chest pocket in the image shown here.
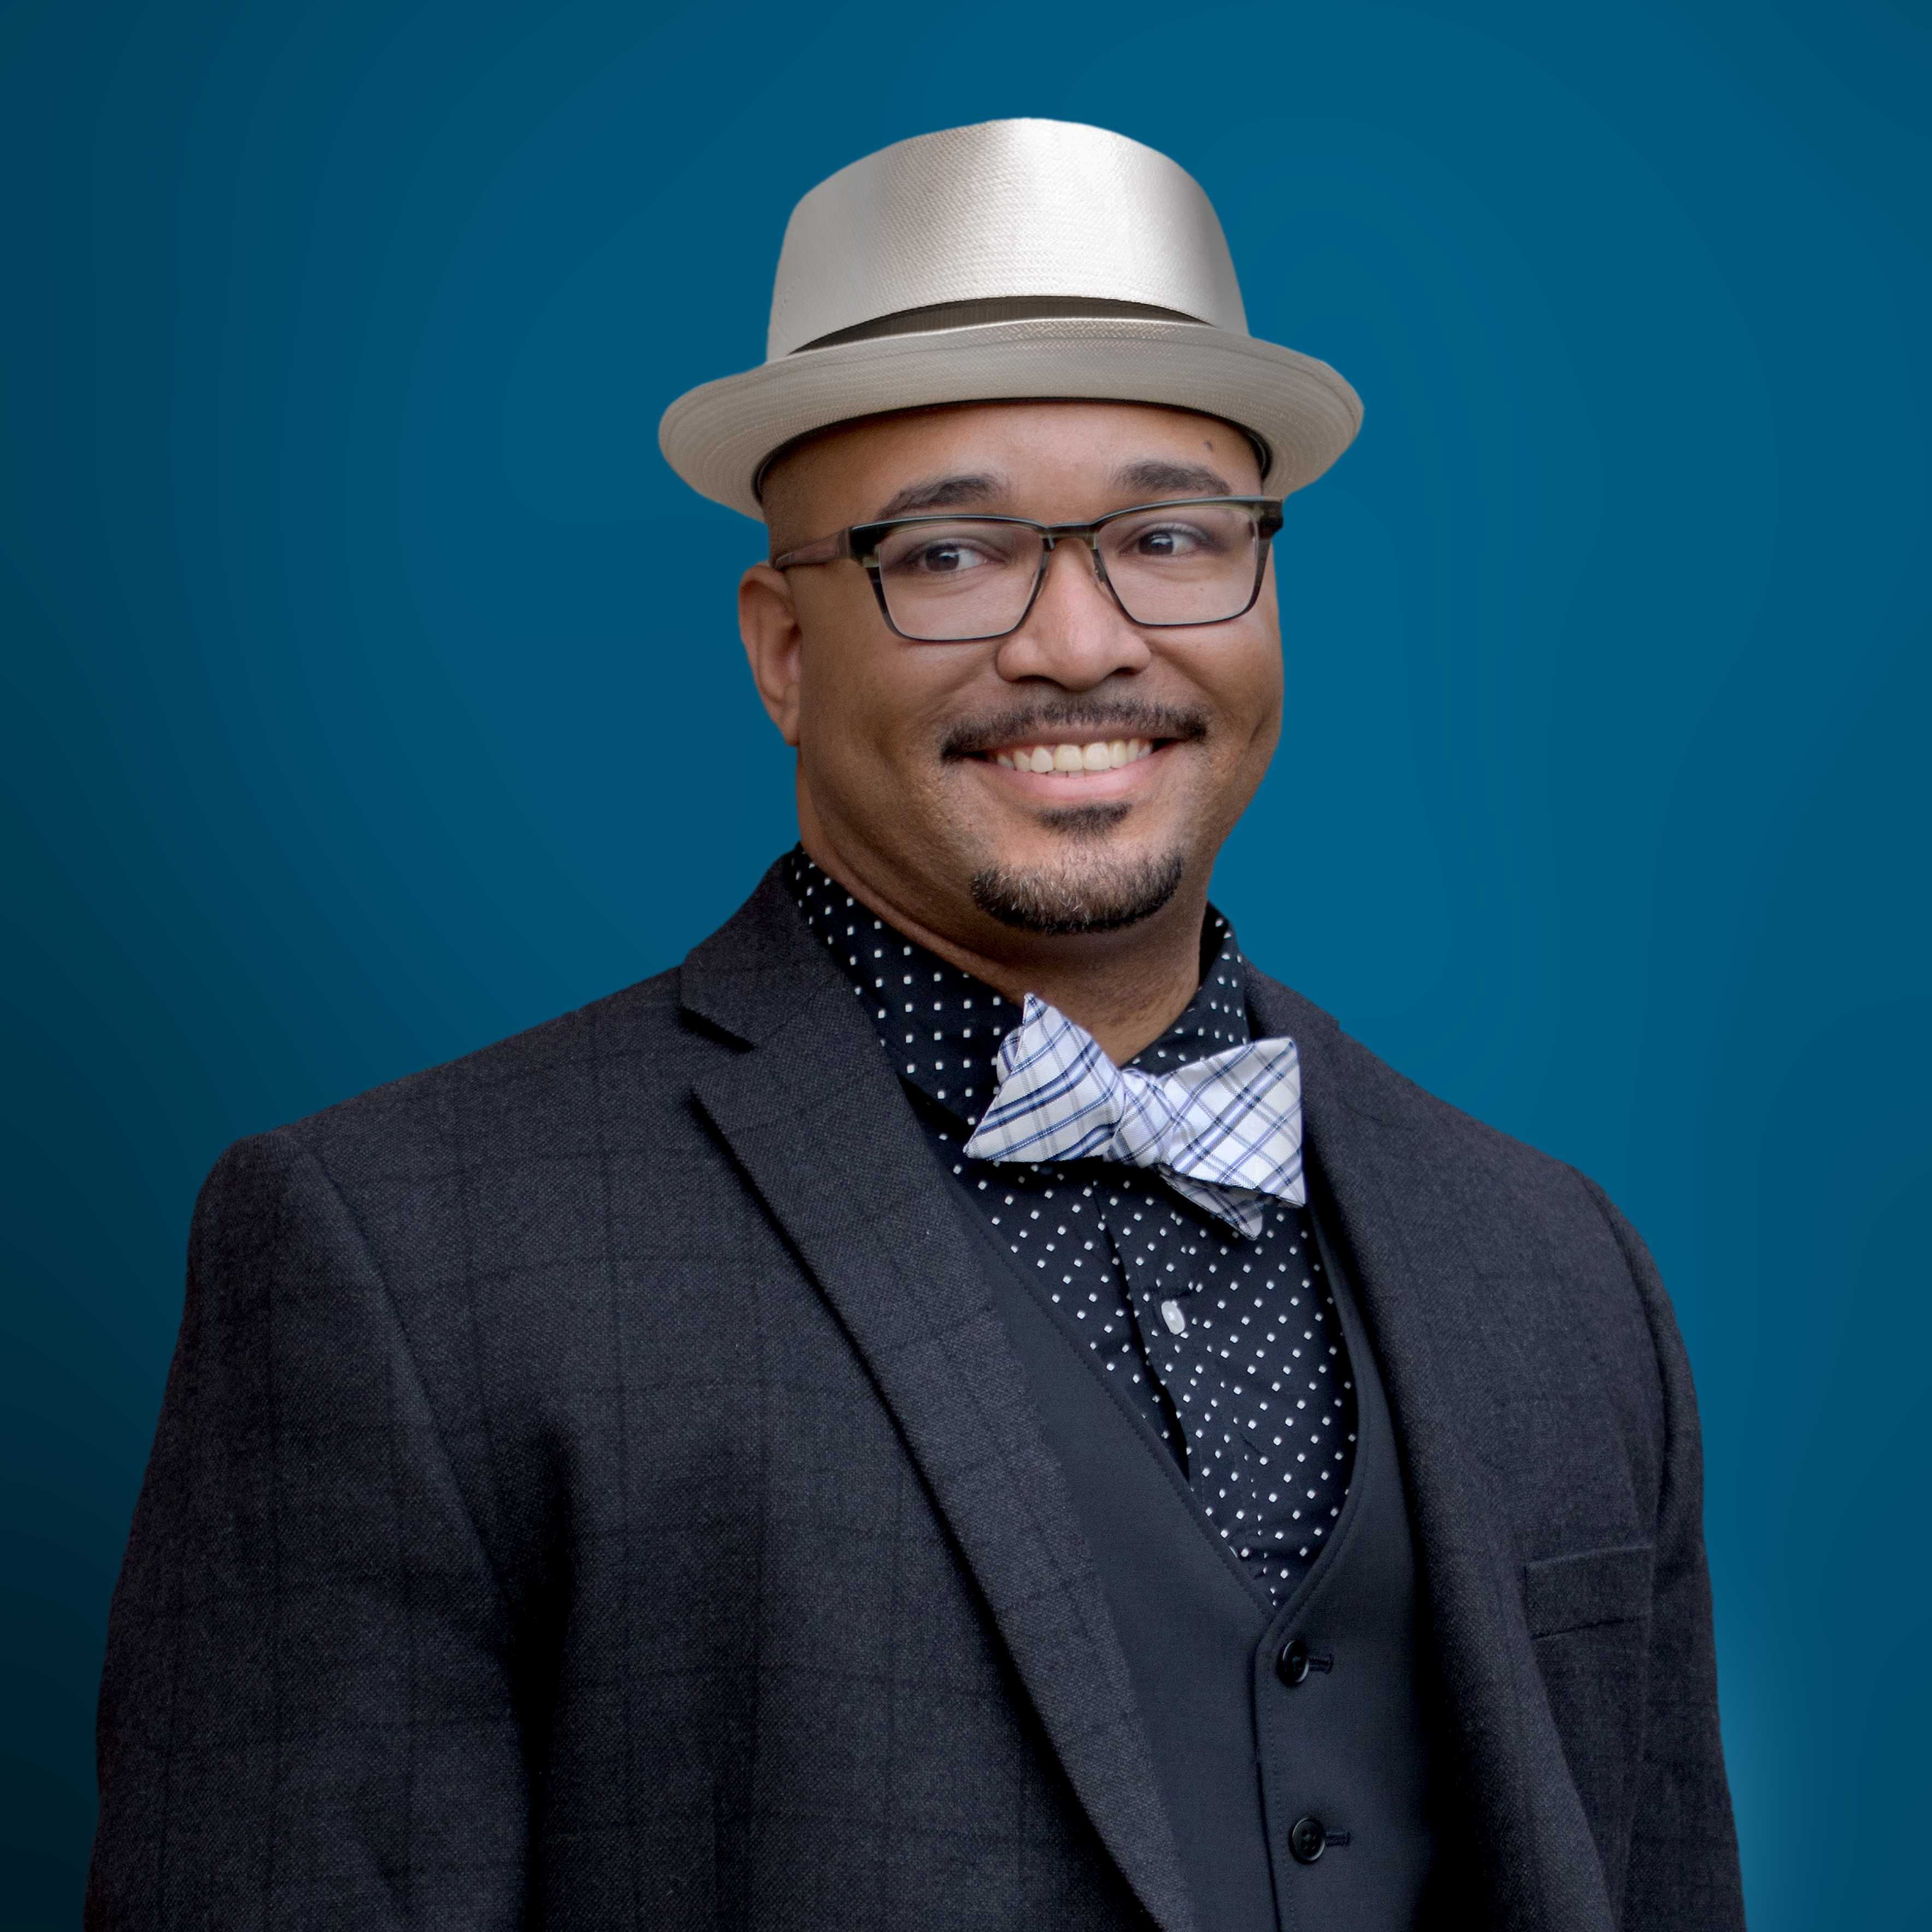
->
[1524,1541,1654,1636]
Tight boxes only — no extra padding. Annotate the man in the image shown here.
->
[90,120,1743,1931]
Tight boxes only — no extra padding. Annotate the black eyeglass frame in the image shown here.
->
[772,494,1286,643]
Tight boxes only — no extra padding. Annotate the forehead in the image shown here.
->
[761,399,1264,530]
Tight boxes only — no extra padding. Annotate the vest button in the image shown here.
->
[1277,1638,1311,1686]
[1289,1815,1327,1864]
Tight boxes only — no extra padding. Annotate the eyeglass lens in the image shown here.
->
[871,502,1265,641]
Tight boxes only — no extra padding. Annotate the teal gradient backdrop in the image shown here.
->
[4,2,1926,1923]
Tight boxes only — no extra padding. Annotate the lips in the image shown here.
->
[988,738,1157,774]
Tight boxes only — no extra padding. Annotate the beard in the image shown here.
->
[970,812,1188,934]
[945,697,1203,934]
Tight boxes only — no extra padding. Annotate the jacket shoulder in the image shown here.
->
[1248,963,1625,1241]
[246,964,703,1180]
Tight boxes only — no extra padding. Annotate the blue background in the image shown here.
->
[4,2,1926,1923]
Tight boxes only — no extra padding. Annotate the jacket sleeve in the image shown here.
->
[87,1129,527,1930]
[1578,1176,1747,1932]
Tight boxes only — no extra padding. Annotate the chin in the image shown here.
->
[968,843,1188,936]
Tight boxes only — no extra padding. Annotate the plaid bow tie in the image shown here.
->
[963,994,1305,1240]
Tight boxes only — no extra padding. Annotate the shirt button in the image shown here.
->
[1289,1815,1327,1864]
[1161,1299,1187,1335]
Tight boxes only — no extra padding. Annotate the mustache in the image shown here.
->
[940,700,1209,761]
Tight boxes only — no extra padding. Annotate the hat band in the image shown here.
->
[792,295,1206,354]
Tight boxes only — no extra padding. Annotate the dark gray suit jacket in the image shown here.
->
[89,866,1743,1930]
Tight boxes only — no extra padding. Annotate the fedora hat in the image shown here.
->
[658,118,1362,520]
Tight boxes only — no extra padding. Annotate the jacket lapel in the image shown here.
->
[1247,972,1615,1932]
[681,868,1196,1932]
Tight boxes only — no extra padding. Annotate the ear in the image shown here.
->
[739,562,805,746]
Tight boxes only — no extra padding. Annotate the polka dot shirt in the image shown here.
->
[786,850,1357,1603]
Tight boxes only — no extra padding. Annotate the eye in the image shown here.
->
[1132,523,1210,559]
[912,539,998,575]
[876,523,1024,578]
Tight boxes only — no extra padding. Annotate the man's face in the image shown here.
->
[741,400,1283,954]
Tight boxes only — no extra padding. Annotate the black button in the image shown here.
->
[1277,1639,1310,1686]
[1289,1815,1327,1864]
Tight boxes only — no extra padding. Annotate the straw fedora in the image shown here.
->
[658,119,1362,521]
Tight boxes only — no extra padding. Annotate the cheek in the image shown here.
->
[1235,577,1285,727]
[796,645,874,750]
[1250,652,1286,744]
[791,590,895,749]
[1228,607,1286,744]
[794,594,984,765]
[794,629,949,775]
[1180,637,1283,758]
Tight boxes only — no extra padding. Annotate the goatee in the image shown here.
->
[969,846,1186,935]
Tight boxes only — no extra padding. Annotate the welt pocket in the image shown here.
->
[1524,1542,1654,1637]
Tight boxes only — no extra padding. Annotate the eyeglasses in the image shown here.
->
[773,496,1284,643]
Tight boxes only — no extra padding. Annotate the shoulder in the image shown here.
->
[1249,963,1671,1408]
[183,958,780,1376]
[191,863,825,1296]
[303,963,690,1145]
[1251,963,1676,1452]
[1248,962,1615,1234]
[201,963,730,1227]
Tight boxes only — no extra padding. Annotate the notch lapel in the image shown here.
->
[1247,973,1616,1932]
[682,870,1195,1932]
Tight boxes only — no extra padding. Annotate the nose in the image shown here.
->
[992,538,1153,691]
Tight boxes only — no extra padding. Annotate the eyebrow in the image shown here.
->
[1113,458,1233,499]
[874,472,1005,520]
[869,457,1235,526]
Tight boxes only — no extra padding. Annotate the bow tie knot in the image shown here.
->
[963,994,1305,1239]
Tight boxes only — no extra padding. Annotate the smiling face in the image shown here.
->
[739,399,1284,980]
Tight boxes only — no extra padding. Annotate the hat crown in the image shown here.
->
[766,119,1249,361]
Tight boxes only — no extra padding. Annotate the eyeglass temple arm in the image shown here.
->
[772,529,853,571]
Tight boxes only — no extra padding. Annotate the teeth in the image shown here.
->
[993,737,1157,774]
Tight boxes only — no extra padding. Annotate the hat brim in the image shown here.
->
[657,316,1362,521]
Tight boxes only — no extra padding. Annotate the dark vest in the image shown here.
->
[956,1186,1436,1931]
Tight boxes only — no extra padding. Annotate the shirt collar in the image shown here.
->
[783,848,1252,1132]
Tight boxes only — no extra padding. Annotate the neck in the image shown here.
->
[798,832,1209,1065]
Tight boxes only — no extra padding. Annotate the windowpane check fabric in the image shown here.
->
[964,992,1305,1240]
[87,858,1745,1931]
[785,850,1355,1601]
